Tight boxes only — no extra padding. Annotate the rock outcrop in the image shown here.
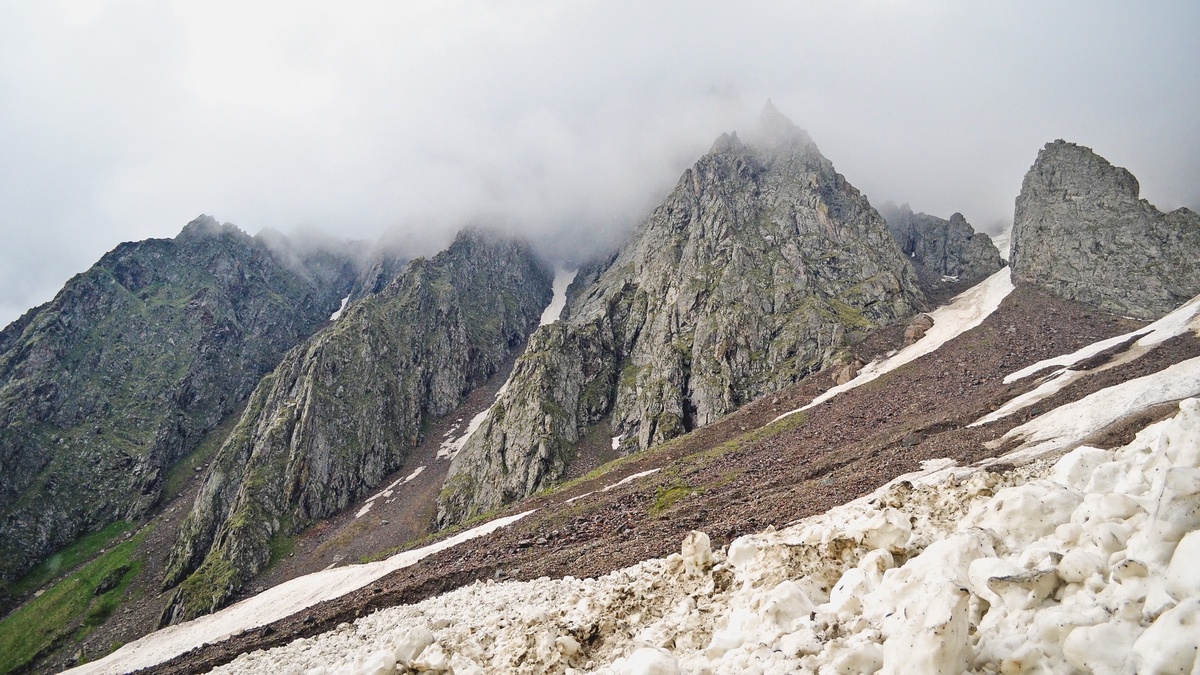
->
[879,203,1005,296]
[1011,140,1200,319]
[160,229,552,624]
[0,216,361,602]
[437,104,926,526]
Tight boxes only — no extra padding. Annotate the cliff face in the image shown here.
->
[0,216,360,600]
[437,104,926,526]
[880,203,1005,295]
[160,229,552,624]
[1011,140,1200,319]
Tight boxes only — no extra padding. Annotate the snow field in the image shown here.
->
[209,399,1200,674]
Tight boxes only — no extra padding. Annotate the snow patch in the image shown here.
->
[776,268,1014,421]
[988,355,1200,464]
[438,376,514,460]
[601,468,660,492]
[1005,293,1200,384]
[355,466,427,519]
[539,266,576,326]
[66,511,535,675]
[329,295,350,321]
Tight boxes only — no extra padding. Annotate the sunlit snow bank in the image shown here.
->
[203,400,1200,674]
[777,267,1014,421]
[66,512,535,675]
[540,267,577,326]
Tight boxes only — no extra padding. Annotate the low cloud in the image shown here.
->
[1,1,1197,326]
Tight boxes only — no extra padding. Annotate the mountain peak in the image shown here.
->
[757,99,812,148]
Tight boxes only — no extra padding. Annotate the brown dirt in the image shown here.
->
[137,286,1200,675]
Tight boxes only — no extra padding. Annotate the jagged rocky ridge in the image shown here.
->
[0,216,361,604]
[879,203,1005,296]
[437,104,926,526]
[160,229,552,624]
[1011,140,1200,320]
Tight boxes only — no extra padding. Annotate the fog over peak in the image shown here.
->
[1,1,1197,327]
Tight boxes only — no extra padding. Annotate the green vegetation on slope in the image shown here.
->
[0,526,149,674]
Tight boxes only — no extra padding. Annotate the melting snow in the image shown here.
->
[199,399,1200,675]
[66,511,535,675]
[329,295,350,321]
[776,268,1014,422]
[971,293,1200,431]
[539,267,577,326]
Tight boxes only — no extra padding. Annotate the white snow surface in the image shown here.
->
[971,295,1200,428]
[330,295,350,321]
[201,400,1200,674]
[65,511,535,675]
[439,376,513,460]
[988,355,1200,465]
[600,468,661,492]
[540,267,577,326]
[991,228,1012,261]
[776,267,1014,422]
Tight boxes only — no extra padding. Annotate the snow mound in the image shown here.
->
[205,400,1200,675]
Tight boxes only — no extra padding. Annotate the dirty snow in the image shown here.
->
[540,267,577,326]
[65,511,535,675]
[777,267,1014,422]
[330,295,350,321]
[201,398,1200,675]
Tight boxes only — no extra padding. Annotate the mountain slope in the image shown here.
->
[1011,140,1200,320]
[158,229,553,624]
[0,216,361,604]
[437,104,926,526]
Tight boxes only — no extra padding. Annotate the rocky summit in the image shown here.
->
[879,202,1005,299]
[437,104,927,527]
[1011,140,1200,320]
[0,216,361,606]
[159,229,552,624]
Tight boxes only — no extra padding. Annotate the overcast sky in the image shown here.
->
[2,1,1197,327]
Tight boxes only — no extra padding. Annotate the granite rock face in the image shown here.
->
[0,216,361,603]
[1011,140,1200,319]
[437,104,926,526]
[880,203,1005,294]
[159,229,552,623]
